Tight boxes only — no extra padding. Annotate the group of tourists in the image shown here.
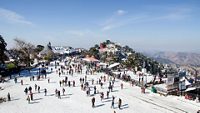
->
[7,57,127,113]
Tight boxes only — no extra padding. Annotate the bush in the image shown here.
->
[6,63,16,70]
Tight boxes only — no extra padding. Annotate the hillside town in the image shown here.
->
[0,36,199,113]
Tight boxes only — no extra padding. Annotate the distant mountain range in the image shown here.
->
[143,51,200,67]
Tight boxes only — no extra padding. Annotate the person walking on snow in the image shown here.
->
[104,76,106,82]
[118,98,122,109]
[68,81,71,87]
[59,72,61,77]
[92,97,95,108]
[111,85,113,92]
[32,76,35,81]
[121,83,123,89]
[7,93,11,101]
[30,92,33,100]
[24,87,28,95]
[100,82,103,89]
[94,86,97,94]
[27,95,30,104]
[81,84,83,90]
[21,80,23,85]
[111,96,115,108]
[59,81,62,87]
[58,90,61,99]
[100,92,104,101]
[55,89,58,97]
[38,86,40,93]
[44,88,47,96]
[35,84,37,91]
[62,88,65,95]
[29,86,32,93]
[107,91,109,99]
[14,77,17,83]
[73,81,75,87]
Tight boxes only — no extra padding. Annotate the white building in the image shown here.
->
[99,43,120,54]
[52,46,76,54]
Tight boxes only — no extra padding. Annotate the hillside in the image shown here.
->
[144,51,200,67]
[86,40,163,75]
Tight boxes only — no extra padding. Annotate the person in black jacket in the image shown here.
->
[7,93,11,101]
[118,98,122,109]
[92,97,95,107]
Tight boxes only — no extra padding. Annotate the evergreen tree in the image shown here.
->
[0,35,8,64]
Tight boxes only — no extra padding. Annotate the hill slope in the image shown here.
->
[144,51,200,67]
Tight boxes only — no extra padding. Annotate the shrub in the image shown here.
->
[6,63,16,70]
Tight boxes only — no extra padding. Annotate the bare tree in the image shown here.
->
[14,38,35,67]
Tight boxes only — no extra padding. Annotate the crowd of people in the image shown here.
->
[3,56,200,113]
[6,57,130,113]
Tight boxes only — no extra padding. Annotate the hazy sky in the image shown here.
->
[0,0,200,52]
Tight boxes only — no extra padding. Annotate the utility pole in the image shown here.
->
[194,68,199,100]
[195,68,198,84]
[191,66,199,99]
[190,66,198,83]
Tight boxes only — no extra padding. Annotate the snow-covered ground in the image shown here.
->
[0,65,199,113]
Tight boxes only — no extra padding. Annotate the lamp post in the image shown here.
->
[178,71,182,96]
[181,80,183,96]
[191,67,198,99]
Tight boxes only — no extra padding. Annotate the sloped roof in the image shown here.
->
[108,63,120,69]
[82,56,99,62]
[39,44,53,55]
